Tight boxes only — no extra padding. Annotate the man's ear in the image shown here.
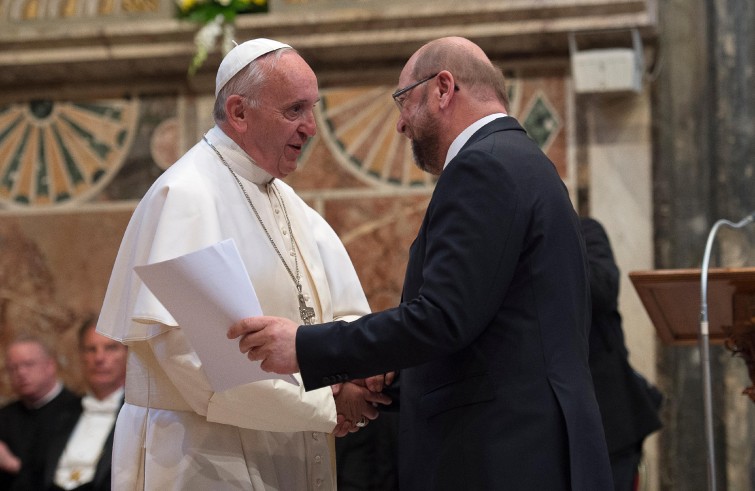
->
[437,70,456,109]
[225,94,248,133]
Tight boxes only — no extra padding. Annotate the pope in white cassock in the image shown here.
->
[96,38,388,490]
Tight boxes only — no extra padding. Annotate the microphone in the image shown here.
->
[699,210,755,491]
[701,211,755,329]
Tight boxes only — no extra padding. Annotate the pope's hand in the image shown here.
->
[332,382,392,436]
[227,316,300,374]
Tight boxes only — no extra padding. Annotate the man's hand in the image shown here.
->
[227,316,300,374]
[0,441,20,474]
[331,382,392,436]
[363,371,397,393]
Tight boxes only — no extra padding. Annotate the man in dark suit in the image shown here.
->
[0,336,81,490]
[14,320,126,491]
[581,217,663,491]
[229,36,613,490]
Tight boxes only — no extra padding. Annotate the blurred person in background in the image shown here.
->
[581,217,663,491]
[0,335,80,489]
[14,319,127,491]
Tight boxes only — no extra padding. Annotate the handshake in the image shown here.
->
[330,373,395,437]
[226,315,395,438]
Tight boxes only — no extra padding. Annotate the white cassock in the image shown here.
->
[97,125,370,491]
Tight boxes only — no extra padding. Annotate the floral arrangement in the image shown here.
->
[176,0,268,75]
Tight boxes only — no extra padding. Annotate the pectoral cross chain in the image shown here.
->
[298,294,316,325]
[204,137,317,327]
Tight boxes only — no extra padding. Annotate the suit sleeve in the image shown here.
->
[297,149,525,389]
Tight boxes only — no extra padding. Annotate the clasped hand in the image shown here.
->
[0,441,20,474]
[331,381,392,437]
[227,316,395,437]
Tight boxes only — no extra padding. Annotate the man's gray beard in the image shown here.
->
[410,123,442,175]
[411,139,433,173]
[408,94,443,175]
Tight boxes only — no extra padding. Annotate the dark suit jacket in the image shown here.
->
[0,388,81,490]
[298,117,613,490]
[581,217,662,455]
[12,395,122,491]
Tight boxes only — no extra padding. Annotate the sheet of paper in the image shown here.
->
[134,238,297,391]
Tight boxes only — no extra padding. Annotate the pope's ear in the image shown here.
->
[225,94,248,132]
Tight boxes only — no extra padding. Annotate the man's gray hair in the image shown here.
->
[413,41,509,110]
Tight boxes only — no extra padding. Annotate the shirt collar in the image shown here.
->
[27,381,63,409]
[205,126,275,185]
[443,113,508,170]
[82,387,124,413]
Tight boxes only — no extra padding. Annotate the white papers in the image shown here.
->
[134,239,297,391]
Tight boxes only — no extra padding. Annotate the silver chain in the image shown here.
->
[203,136,307,301]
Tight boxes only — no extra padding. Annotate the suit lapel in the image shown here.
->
[43,400,83,488]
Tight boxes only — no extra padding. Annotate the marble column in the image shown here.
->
[654,0,755,489]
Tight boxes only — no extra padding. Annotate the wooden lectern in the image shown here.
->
[630,267,755,401]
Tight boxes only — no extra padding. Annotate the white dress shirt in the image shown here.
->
[53,388,123,490]
[444,113,508,169]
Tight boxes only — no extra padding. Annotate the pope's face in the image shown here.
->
[6,341,57,403]
[80,327,127,399]
[241,52,319,178]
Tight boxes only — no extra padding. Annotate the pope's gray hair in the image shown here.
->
[213,47,294,123]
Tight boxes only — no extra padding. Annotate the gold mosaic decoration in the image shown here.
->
[122,0,158,12]
[316,86,434,189]
[0,98,139,208]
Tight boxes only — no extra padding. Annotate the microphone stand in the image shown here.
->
[699,211,755,491]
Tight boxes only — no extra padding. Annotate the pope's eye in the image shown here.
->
[285,104,304,120]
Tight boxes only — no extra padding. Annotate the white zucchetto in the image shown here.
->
[215,38,291,96]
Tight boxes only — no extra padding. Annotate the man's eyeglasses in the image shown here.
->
[392,73,439,110]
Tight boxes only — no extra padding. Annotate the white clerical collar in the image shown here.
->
[28,381,63,409]
[206,126,275,185]
[443,113,508,170]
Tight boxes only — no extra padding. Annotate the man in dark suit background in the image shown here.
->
[14,319,126,491]
[0,336,80,490]
[229,36,613,490]
[581,217,663,491]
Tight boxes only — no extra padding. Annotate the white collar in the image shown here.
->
[28,381,63,409]
[205,126,274,185]
[443,113,507,170]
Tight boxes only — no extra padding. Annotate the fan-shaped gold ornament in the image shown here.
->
[0,98,139,208]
